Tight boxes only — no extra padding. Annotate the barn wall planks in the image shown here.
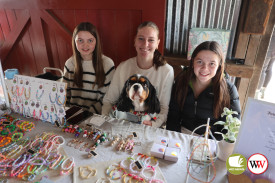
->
[0,0,166,76]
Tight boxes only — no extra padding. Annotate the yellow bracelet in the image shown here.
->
[79,166,97,179]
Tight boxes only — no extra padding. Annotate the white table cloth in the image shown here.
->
[7,114,228,183]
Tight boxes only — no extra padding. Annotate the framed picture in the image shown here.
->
[187,28,230,60]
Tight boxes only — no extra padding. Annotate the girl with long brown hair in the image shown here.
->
[62,22,115,114]
[166,41,241,140]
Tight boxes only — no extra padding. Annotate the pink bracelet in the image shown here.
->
[30,138,43,149]
[60,157,75,175]
[10,163,27,177]
[12,154,28,167]
[29,157,46,166]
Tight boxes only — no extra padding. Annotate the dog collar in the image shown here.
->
[112,105,157,123]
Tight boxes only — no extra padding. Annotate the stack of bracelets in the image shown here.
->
[103,153,164,183]
[0,131,72,181]
[0,115,36,144]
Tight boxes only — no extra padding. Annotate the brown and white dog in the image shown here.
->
[115,74,160,114]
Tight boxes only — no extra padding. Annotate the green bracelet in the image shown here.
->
[12,132,23,142]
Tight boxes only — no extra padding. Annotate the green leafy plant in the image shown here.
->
[214,107,241,143]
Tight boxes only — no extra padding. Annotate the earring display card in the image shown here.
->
[6,74,67,125]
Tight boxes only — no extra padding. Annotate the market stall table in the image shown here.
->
[3,114,228,183]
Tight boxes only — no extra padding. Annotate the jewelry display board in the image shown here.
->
[6,74,67,124]
[234,98,275,182]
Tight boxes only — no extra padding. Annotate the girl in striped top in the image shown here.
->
[62,22,115,114]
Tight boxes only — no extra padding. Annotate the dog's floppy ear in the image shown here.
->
[144,82,160,114]
[115,80,135,112]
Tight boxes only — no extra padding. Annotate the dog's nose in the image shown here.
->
[134,85,139,91]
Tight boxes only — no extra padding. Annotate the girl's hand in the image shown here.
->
[142,120,152,126]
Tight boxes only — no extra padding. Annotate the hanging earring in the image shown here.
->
[36,101,40,108]
[36,84,45,100]
[60,86,64,93]
[50,104,56,113]
[13,77,17,84]
[25,80,30,86]
[11,86,17,96]
[30,100,35,107]
[52,83,57,92]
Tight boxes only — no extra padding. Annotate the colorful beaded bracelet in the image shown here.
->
[11,132,24,142]
[20,121,35,132]
[0,137,11,148]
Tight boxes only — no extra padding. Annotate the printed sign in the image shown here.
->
[234,98,275,182]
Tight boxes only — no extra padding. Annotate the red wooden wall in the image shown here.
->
[0,0,166,76]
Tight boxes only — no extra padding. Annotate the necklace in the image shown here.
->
[49,93,57,103]
[50,113,58,125]
[36,90,44,100]
[17,86,24,97]
[24,87,31,100]
[41,111,49,122]
[56,95,65,106]
[11,86,17,96]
